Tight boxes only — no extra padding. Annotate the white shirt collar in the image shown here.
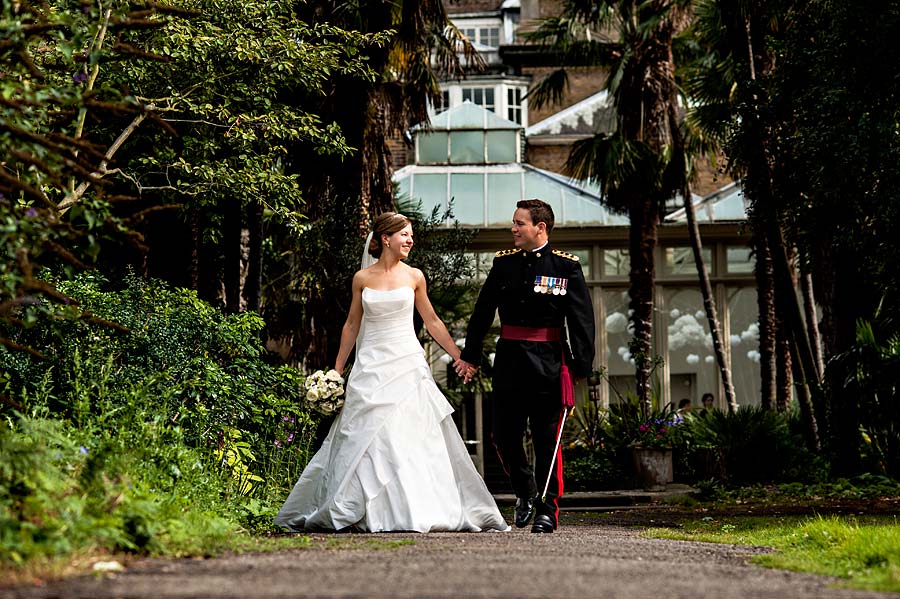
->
[531,242,549,253]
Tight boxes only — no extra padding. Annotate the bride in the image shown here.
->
[274,212,509,533]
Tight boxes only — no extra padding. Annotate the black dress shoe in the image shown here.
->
[531,514,555,534]
[514,497,535,528]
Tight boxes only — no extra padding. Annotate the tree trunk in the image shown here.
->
[682,183,737,412]
[189,208,200,292]
[245,201,264,314]
[223,199,243,315]
[628,200,659,418]
[754,233,777,410]
[775,317,792,412]
[800,269,824,380]
[768,221,820,451]
[827,255,864,475]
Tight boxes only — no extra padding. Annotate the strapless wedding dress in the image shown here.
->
[274,287,509,532]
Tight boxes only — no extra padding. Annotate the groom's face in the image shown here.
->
[511,208,543,250]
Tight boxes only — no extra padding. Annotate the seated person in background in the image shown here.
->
[677,398,692,415]
[699,392,715,415]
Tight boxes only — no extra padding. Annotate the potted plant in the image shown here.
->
[630,413,684,490]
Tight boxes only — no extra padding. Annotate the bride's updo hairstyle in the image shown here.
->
[368,212,411,258]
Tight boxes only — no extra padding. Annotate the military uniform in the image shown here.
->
[461,244,595,526]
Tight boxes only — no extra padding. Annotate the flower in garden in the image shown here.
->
[73,72,88,84]
[25,208,37,218]
[79,446,88,455]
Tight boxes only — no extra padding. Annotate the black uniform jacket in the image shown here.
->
[461,245,596,392]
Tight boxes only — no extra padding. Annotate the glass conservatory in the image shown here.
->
[393,103,758,477]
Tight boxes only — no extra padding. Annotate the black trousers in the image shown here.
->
[491,385,564,522]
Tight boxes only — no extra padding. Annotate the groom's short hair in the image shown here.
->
[517,199,554,234]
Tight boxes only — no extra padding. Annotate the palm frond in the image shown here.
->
[563,133,664,211]
[432,21,485,79]
[524,68,570,110]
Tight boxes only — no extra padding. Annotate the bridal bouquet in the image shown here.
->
[304,369,345,415]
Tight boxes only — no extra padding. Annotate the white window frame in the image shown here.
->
[437,81,529,126]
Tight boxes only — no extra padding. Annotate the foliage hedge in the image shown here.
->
[0,273,315,564]
[564,397,828,491]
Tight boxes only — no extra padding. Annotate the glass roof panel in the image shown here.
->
[411,173,447,217]
[487,173,523,225]
[449,131,484,164]
[418,132,448,164]
[485,131,517,163]
[563,190,608,226]
[450,173,485,224]
[428,101,522,130]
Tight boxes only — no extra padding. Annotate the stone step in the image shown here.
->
[492,484,697,509]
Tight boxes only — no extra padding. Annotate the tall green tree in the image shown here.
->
[271,0,481,368]
[771,0,900,473]
[685,0,824,448]
[527,0,697,414]
[1,1,378,356]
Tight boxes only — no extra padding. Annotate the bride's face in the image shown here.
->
[385,224,414,259]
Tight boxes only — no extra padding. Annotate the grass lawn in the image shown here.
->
[645,514,900,593]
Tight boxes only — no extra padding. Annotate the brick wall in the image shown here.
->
[446,0,502,14]
[386,134,410,172]
[525,143,570,173]
[524,66,607,125]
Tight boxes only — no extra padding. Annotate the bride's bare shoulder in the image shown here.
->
[352,269,374,288]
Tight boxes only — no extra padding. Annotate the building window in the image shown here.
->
[507,87,523,124]
[418,132,449,164]
[727,287,761,406]
[461,26,500,48]
[433,90,450,115]
[665,288,717,409]
[663,246,712,276]
[462,87,496,113]
[603,249,629,277]
[480,27,500,48]
[726,246,754,274]
[604,289,635,403]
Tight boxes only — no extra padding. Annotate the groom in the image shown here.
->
[457,199,595,533]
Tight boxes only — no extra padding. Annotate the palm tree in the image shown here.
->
[299,0,481,217]
[685,0,821,449]
[527,0,702,415]
[278,1,481,369]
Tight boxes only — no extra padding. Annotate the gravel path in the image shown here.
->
[2,513,896,599]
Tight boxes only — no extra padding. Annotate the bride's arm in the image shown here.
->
[412,269,461,362]
[334,271,365,373]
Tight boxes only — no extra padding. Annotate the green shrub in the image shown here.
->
[684,406,825,485]
[0,273,319,564]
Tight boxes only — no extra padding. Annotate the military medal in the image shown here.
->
[551,277,561,295]
[559,278,568,295]
[533,275,542,293]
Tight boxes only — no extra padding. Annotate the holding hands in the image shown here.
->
[453,358,478,384]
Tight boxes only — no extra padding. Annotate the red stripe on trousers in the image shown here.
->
[552,414,564,522]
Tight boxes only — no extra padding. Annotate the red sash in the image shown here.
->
[499,325,575,408]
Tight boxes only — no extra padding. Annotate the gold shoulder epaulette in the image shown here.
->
[495,248,522,258]
[552,249,580,262]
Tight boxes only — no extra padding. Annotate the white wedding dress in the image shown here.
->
[274,287,509,533]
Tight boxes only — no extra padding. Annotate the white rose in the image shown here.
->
[307,387,321,402]
[325,369,342,382]
[319,401,334,415]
